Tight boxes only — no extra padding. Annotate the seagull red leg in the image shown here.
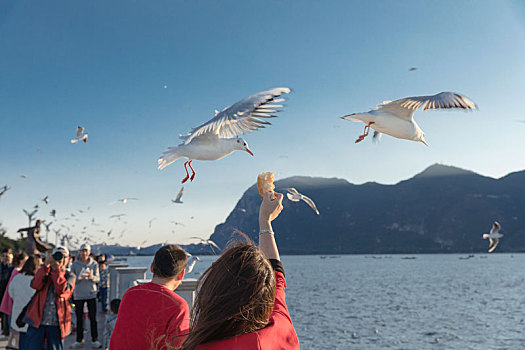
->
[355,122,375,143]
[188,160,196,181]
[181,161,190,184]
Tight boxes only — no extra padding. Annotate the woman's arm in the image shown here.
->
[258,192,284,260]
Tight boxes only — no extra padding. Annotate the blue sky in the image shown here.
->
[1,0,525,247]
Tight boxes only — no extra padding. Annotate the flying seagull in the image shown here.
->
[42,196,49,204]
[286,188,320,215]
[71,126,88,144]
[191,237,220,253]
[341,92,477,145]
[50,209,56,217]
[408,67,418,71]
[171,187,184,204]
[158,87,291,183]
[109,214,126,220]
[109,198,138,205]
[185,254,202,273]
[148,218,157,229]
[0,185,10,198]
[482,221,504,253]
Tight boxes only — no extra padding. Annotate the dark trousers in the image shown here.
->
[74,298,98,342]
[25,325,62,350]
[99,287,108,312]
[19,331,27,350]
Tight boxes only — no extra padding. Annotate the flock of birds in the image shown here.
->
[1,84,509,254]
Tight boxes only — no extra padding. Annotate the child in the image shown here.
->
[104,299,120,350]
[98,259,109,312]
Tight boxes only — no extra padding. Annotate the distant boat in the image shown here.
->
[401,256,417,260]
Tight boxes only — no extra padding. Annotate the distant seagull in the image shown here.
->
[238,208,247,213]
[286,188,320,215]
[0,185,10,198]
[190,216,195,220]
[409,67,418,71]
[36,148,43,153]
[148,218,157,229]
[20,175,27,179]
[170,221,185,227]
[158,87,291,183]
[191,237,220,253]
[43,221,53,232]
[163,85,168,89]
[186,254,202,273]
[341,92,477,145]
[42,196,49,204]
[137,240,148,250]
[109,198,138,205]
[482,221,504,253]
[109,214,126,220]
[33,204,39,209]
[71,126,88,144]
[171,187,184,204]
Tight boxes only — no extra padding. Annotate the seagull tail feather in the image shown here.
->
[158,147,182,170]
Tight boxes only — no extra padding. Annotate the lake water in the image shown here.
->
[121,253,525,349]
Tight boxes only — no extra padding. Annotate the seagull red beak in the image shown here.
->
[246,148,254,156]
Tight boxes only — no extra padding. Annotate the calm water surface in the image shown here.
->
[123,254,525,349]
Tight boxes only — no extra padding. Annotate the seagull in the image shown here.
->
[50,209,56,217]
[0,185,10,198]
[341,92,477,145]
[109,198,138,205]
[408,67,418,71]
[286,188,320,215]
[158,87,291,183]
[42,196,49,204]
[482,221,504,253]
[191,237,220,253]
[170,221,185,227]
[186,254,202,273]
[44,221,53,232]
[71,126,88,144]
[148,218,157,228]
[171,187,184,204]
[109,214,126,220]
[20,175,27,179]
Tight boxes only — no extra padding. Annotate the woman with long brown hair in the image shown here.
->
[182,192,300,349]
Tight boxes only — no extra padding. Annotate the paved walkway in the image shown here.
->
[0,301,108,349]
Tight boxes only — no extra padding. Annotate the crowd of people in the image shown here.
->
[1,190,299,349]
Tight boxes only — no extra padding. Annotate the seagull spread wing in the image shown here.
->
[490,221,501,235]
[287,188,299,195]
[179,87,291,144]
[375,92,477,121]
[488,238,499,253]
[300,195,320,215]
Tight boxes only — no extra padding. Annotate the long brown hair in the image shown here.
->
[181,244,276,349]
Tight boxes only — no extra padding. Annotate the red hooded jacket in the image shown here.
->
[25,265,75,338]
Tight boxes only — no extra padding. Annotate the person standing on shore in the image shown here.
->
[23,246,75,350]
[71,244,101,349]
[181,191,300,350]
[109,244,189,350]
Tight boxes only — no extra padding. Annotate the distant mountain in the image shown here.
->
[209,164,525,254]
[90,242,218,256]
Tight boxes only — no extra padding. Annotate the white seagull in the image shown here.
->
[71,126,88,144]
[158,87,291,183]
[109,198,138,205]
[341,92,477,145]
[482,221,504,253]
[286,188,320,215]
[185,254,202,273]
[191,237,221,253]
[171,187,184,204]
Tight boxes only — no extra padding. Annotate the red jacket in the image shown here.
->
[25,265,75,339]
[110,282,190,350]
[195,271,299,350]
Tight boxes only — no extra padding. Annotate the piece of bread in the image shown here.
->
[257,172,275,198]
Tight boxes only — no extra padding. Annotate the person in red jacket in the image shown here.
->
[182,191,300,350]
[110,244,189,350]
[23,246,75,350]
